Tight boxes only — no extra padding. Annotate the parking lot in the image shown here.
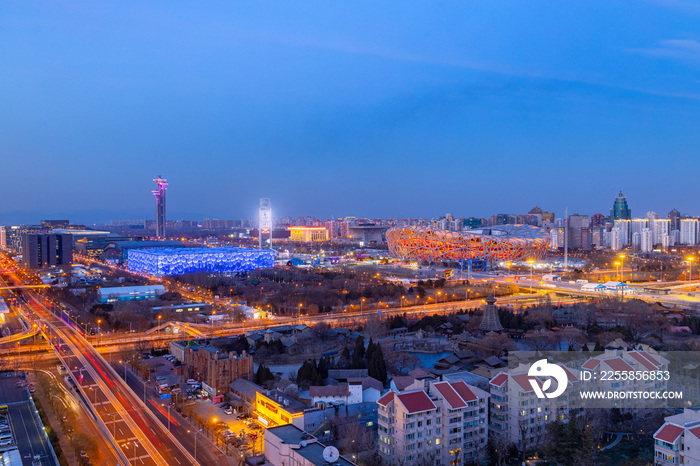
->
[181,398,264,455]
[0,373,57,465]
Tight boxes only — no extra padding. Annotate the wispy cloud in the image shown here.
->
[642,0,700,15]
[630,38,700,66]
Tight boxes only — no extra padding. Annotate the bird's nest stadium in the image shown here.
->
[386,224,549,262]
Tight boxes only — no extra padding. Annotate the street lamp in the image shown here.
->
[162,402,172,431]
[157,315,162,330]
[527,259,535,294]
[614,262,621,282]
[89,386,98,404]
[618,254,626,283]
[97,319,101,339]
[119,359,127,380]
[687,256,695,290]
[129,438,145,463]
[437,291,441,303]
[106,411,121,438]
[401,295,405,311]
[188,429,203,461]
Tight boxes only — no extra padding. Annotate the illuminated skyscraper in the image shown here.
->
[152,177,168,238]
[610,191,631,220]
[259,198,272,249]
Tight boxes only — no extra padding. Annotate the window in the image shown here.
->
[436,438,441,445]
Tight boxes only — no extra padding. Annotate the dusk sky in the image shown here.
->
[2,1,700,224]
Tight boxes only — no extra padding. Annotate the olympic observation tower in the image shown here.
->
[153,177,168,238]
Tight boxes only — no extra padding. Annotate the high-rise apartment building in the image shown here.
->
[630,218,649,241]
[610,191,631,220]
[489,364,580,451]
[632,231,641,250]
[680,219,699,246]
[654,219,671,246]
[613,219,631,247]
[641,228,653,253]
[377,381,489,465]
[610,228,623,251]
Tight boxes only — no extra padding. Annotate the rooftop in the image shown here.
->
[266,424,355,466]
[309,385,350,397]
[396,390,437,414]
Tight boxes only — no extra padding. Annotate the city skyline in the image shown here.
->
[0,188,694,226]
[3,1,700,221]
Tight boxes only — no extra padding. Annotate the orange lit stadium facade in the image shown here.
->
[386,225,549,262]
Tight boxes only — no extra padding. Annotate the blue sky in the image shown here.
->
[2,1,700,223]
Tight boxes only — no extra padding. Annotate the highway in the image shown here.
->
[0,268,199,466]
[112,360,232,466]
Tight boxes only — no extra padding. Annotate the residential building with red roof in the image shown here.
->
[581,349,669,401]
[488,363,580,450]
[377,379,488,465]
[653,408,700,465]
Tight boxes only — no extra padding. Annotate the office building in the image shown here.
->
[528,206,554,224]
[567,214,589,249]
[287,226,329,242]
[668,208,681,231]
[590,213,606,227]
[653,409,700,465]
[610,191,631,220]
[347,224,388,244]
[377,381,489,465]
[152,176,168,238]
[21,233,73,269]
[590,226,604,248]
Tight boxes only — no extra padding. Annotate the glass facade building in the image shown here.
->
[610,191,631,220]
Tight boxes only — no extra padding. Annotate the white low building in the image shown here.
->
[97,285,165,303]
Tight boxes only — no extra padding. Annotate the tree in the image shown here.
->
[255,364,274,386]
[367,343,387,384]
[352,336,366,369]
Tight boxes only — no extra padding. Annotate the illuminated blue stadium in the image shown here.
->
[127,247,275,276]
